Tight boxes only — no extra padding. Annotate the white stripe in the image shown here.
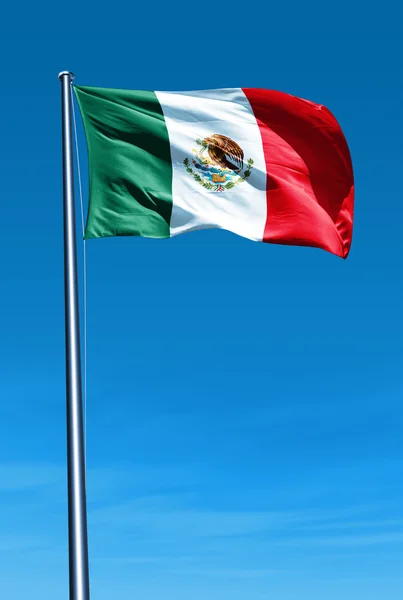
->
[155,89,267,242]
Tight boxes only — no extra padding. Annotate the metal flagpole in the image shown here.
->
[58,70,90,600]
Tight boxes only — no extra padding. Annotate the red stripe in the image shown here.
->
[242,88,354,258]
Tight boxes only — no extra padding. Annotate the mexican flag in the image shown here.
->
[74,86,354,258]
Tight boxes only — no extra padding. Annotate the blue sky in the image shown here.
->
[0,1,402,598]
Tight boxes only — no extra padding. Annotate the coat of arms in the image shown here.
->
[183,134,254,192]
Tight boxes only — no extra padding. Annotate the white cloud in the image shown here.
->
[277,532,403,548]
[0,463,64,491]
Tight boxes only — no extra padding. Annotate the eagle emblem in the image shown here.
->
[184,134,254,192]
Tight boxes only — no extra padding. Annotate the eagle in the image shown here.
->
[202,134,244,172]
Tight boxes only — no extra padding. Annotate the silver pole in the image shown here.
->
[58,70,90,600]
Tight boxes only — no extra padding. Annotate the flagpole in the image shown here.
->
[58,70,90,600]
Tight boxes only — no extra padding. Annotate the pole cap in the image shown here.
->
[58,71,75,81]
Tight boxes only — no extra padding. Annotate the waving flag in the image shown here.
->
[74,85,354,258]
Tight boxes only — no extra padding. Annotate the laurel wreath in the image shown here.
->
[183,140,254,191]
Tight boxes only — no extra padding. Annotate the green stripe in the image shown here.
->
[74,85,173,239]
